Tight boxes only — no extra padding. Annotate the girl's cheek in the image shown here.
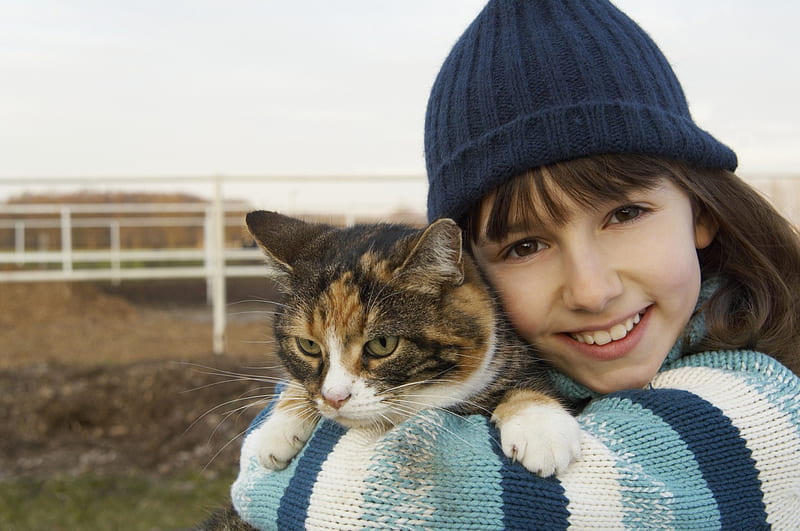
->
[492,269,549,341]
[640,230,703,293]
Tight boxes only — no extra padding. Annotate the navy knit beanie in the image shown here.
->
[425,0,738,222]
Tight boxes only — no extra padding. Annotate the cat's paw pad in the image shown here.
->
[496,403,581,477]
[254,409,317,471]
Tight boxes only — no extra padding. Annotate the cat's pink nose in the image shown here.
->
[323,392,351,410]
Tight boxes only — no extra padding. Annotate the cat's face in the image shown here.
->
[247,211,498,429]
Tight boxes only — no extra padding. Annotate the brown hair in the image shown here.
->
[462,154,800,373]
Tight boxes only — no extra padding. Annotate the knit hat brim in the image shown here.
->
[427,101,737,222]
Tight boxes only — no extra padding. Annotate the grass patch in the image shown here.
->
[0,470,235,531]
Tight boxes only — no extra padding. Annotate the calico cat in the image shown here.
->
[244,210,581,477]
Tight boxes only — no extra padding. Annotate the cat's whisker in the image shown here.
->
[236,363,284,371]
[209,399,271,441]
[376,367,464,397]
[178,361,277,380]
[382,400,493,454]
[365,286,403,316]
[361,257,400,310]
[277,402,320,420]
[202,423,255,472]
[376,413,398,431]
[385,395,498,432]
[227,310,282,318]
[271,380,308,394]
[277,398,315,410]
[185,392,277,436]
[240,341,277,349]
[376,379,437,395]
[229,298,291,311]
[401,395,495,417]
[183,376,281,394]
[180,364,295,391]
[376,378,463,397]
[183,377,281,397]
[292,407,322,427]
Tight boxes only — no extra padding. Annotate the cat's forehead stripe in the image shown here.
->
[315,273,363,339]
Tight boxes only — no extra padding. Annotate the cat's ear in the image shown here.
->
[397,218,464,292]
[245,211,328,288]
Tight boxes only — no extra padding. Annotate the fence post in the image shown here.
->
[204,207,213,303]
[60,206,73,275]
[15,221,25,265]
[211,176,227,355]
[110,219,121,285]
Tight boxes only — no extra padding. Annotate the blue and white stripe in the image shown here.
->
[232,350,800,530]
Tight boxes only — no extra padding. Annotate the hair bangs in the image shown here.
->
[467,154,672,244]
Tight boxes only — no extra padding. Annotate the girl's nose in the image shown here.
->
[560,245,623,312]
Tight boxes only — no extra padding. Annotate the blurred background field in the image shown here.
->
[0,276,281,530]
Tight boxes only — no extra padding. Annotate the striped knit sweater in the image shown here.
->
[231,285,800,530]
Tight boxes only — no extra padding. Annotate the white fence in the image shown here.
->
[0,201,264,282]
[0,175,426,354]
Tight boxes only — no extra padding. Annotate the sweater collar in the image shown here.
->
[548,277,720,401]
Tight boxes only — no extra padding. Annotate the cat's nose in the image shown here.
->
[323,392,351,410]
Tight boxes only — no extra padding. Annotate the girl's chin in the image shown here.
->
[580,370,660,395]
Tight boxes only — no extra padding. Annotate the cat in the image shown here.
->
[244,210,581,477]
[197,211,582,529]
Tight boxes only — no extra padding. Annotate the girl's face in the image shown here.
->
[472,177,716,394]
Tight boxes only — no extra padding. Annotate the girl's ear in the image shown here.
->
[694,208,718,249]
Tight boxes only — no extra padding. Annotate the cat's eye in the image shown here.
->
[364,336,399,358]
[296,338,322,357]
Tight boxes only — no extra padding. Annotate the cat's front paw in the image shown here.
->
[254,408,318,471]
[494,403,581,477]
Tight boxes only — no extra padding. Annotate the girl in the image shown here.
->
[230,0,800,528]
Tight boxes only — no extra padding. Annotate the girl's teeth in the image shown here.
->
[592,330,612,346]
[609,323,628,341]
[572,313,642,345]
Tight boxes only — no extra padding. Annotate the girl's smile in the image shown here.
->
[559,307,649,363]
[567,309,643,347]
[473,177,717,394]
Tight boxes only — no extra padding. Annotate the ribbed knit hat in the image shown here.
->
[425,0,737,222]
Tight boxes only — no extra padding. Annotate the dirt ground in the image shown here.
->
[0,279,285,479]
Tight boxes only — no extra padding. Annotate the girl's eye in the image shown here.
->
[296,338,322,357]
[609,205,644,224]
[506,239,546,259]
[364,336,399,357]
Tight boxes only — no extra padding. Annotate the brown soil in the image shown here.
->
[0,279,286,479]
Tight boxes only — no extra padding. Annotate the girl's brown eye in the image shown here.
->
[296,338,322,357]
[610,206,643,224]
[511,241,536,257]
[508,239,545,258]
[364,336,399,357]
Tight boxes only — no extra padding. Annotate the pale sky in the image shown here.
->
[1,1,798,212]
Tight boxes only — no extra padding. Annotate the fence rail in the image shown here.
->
[0,202,260,283]
[0,175,426,355]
